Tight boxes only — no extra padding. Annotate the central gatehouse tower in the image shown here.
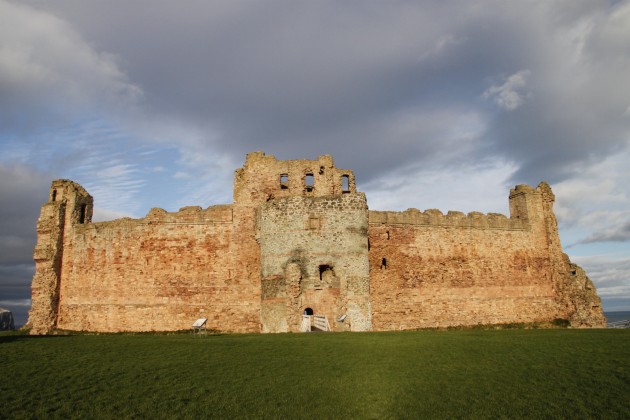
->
[235,152,372,332]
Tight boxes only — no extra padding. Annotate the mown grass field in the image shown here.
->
[1,329,629,419]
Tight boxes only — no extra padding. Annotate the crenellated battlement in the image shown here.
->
[370,182,551,231]
[71,206,235,237]
[369,208,528,230]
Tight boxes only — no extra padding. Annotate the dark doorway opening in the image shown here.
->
[319,264,333,281]
[304,307,314,315]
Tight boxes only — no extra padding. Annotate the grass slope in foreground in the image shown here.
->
[1,329,629,419]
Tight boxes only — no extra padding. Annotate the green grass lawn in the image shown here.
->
[1,329,629,419]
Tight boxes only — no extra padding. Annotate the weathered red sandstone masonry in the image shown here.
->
[28,152,605,334]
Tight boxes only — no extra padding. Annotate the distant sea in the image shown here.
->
[604,311,630,324]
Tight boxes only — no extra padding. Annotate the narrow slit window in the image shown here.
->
[381,258,387,269]
[51,189,57,202]
[341,175,350,193]
[79,204,87,224]
[305,173,314,192]
[280,174,289,190]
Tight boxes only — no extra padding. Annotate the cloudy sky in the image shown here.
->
[1,0,629,326]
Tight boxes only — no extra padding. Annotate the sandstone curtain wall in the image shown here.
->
[30,189,261,333]
[368,183,606,329]
[55,205,262,332]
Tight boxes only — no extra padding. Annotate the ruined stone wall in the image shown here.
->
[368,183,606,330]
[29,180,92,334]
[28,153,605,334]
[233,151,357,206]
[55,204,260,333]
[257,193,371,332]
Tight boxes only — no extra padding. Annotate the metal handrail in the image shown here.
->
[607,319,630,328]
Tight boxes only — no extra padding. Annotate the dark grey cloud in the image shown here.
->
[0,264,34,301]
[580,219,630,244]
[0,0,142,141]
[0,164,49,247]
[21,1,627,188]
[0,163,50,324]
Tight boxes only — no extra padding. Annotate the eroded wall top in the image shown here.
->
[233,151,357,206]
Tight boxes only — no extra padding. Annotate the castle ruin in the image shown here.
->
[28,152,606,334]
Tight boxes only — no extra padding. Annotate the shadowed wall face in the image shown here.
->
[257,193,371,332]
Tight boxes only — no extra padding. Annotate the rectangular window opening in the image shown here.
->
[305,173,314,192]
[280,174,289,190]
[341,175,350,193]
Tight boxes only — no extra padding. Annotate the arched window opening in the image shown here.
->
[341,175,350,193]
[280,174,289,190]
[304,307,314,316]
[51,189,57,202]
[381,257,387,269]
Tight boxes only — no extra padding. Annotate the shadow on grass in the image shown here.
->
[0,328,227,343]
[0,332,73,344]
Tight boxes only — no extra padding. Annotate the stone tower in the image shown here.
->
[28,180,93,334]
[235,152,372,332]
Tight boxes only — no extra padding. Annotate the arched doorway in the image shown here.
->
[300,307,314,332]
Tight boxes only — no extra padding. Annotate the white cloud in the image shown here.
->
[0,299,31,307]
[571,253,630,301]
[578,214,630,244]
[363,158,517,215]
[173,172,190,180]
[554,147,630,247]
[92,207,132,222]
[483,70,531,111]
[0,0,142,130]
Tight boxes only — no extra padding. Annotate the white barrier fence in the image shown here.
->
[300,315,312,332]
[300,314,331,332]
[313,315,331,332]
